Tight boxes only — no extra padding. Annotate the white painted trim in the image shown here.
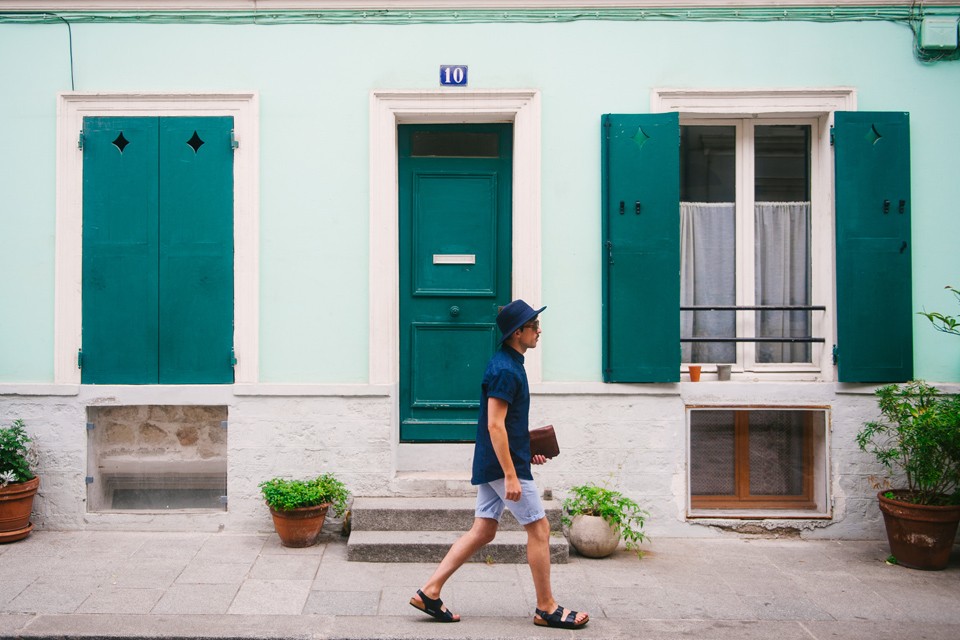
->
[369,89,542,385]
[8,1,956,11]
[55,92,260,385]
[651,87,857,116]
[653,87,856,382]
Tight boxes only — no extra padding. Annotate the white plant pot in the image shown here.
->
[568,514,620,558]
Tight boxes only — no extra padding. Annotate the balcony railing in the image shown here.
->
[680,305,826,343]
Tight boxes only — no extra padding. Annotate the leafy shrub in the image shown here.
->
[562,483,649,557]
[856,381,960,506]
[259,473,349,516]
[0,419,37,488]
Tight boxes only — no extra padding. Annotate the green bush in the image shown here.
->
[856,381,960,506]
[259,473,349,516]
[562,483,649,557]
[0,419,37,487]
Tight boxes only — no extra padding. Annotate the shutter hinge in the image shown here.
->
[230,130,239,150]
[231,348,238,367]
[832,344,839,365]
[219,495,229,505]
[221,420,228,430]
[77,348,83,369]
[829,126,835,146]
[86,422,95,431]
[78,130,84,149]
[85,476,94,485]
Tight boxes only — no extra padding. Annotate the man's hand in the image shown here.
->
[504,475,522,502]
[531,454,547,465]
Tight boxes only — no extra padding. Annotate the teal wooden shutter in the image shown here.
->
[158,117,235,384]
[82,117,160,384]
[602,113,680,382]
[834,112,912,382]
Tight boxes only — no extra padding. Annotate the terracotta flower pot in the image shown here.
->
[568,514,620,558]
[878,490,960,570]
[268,503,330,548]
[0,476,40,543]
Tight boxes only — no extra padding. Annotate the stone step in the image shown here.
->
[388,471,477,497]
[350,496,564,532]
[347,530,569,564]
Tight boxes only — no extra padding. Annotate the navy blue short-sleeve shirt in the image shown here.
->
[471,345,532,485]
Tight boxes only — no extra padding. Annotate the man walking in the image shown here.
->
[409,299,589,630]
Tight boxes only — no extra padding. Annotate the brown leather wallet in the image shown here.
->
[529,424,559,459]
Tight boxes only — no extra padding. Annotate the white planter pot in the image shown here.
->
[568,514,620,558]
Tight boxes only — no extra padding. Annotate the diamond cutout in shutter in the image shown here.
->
[631,126,651,150]
[186,131,205,153]
[865,124,883,146]
[112,132,130,154]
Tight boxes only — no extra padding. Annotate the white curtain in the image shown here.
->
[680,201,811,364]
[754,202,811,363]
[680,202,736,363]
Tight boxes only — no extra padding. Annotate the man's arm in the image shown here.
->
[487,396,522,501]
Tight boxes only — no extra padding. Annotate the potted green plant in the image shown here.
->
[856,381,960,570]
[259,473,349,548]
[561,483,648,558]
[0,419,40,543]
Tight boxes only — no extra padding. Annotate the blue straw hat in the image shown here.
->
[497,299,546,344]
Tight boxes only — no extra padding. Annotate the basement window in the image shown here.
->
[86,405,227,511]
[687,407,829,517]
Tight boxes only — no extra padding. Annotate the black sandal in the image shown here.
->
[534,605,589,629]
[409,589,459,623]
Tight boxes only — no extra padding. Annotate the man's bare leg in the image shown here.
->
[525,517,589,626]
[412,517,499,621]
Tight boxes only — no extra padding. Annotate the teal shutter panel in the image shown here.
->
[82,117,160,384]
[602,113,681,382]
[158,117,235,384]
[834,112,912,382]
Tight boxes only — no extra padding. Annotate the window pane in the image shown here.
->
[680,126,736,364]
[754,125,812,363]
[748,410,806,496]
[410,131,499,157]
[690,410,736,495]
[86,405,228,511]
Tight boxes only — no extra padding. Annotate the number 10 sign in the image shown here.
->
[440,65,468,86]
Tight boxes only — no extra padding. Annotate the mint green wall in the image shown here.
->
[1,18,958,383]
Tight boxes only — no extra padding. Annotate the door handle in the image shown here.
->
[449,306,460,317]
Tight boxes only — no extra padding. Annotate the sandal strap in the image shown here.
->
[536,605,581,625]
[417,589,455,621]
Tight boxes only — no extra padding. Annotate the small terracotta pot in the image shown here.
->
[268,503,330,548]
[0,476,40,543]
[878,490,960,570]
[688,365,701,382]
[568,514,620,558]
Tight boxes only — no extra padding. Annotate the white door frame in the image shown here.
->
[368,90,542,386]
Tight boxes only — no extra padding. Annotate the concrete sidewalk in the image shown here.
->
[1,529,958,640]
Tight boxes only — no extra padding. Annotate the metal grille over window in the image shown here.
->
[689,408,829,515]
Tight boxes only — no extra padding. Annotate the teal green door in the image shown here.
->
[399,124,513,442]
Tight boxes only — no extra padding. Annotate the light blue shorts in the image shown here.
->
[475,478,546,526]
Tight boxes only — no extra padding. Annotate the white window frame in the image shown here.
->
[654,88,856,381]
[55,92,260,385]
[686,405,832,519]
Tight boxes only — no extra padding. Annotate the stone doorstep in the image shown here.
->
[350,496,564,532]
[346,496,569,564]
[347,530,569,564]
